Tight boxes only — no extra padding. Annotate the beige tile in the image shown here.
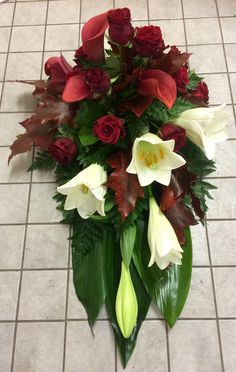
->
[0,225,25,270]
[48,0,80,24]
[0,323,14,372]
[211,140,236,177]
[218,0,236,16]
[220,320,236,372]
[0,3,14,26]
[0,147,32,183]
[202,73,231,105]
[24,224,69,268]
[14,2,47,25]
[206,179,236,219]
[28,183,62,223]
[18,270,67,320]
[229,73,236,103]
[191,224,209,266]
[213,268,236,317]
[115,0,148,21]
[225,44,236,72]
[45,24,79,51]
[0,27,11,52]
[180,268,215,318]
[10,26,45,52]
[0,82,36,112]
[65,321,115,372]
[208,221,236,265]
[68,270,108,319]
[182,0,217,17]
[169,320,222,372]
[152,20,185,46]
[0,113,30,146]
[14,322,64,372]
[189,45,226,73]
[0,184,29,223]
[220,105,236,139]
[32,168,56,182]
[0,54,7,81]
[6,52,42,80]
[0,271,20,320]
[117,321,168,371]
[221,17,236,43]
[149,0,182,20]
[81,0,112,22]
[185,18,221,45]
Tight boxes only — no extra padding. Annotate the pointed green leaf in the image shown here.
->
[79,126,98,146]
[133,222,192,327]
[120,224,136,268]
[72,220,105,327]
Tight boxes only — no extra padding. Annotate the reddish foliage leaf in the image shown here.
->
[107,151,144,221]
[9,81,74,162]
[151,46,191,75]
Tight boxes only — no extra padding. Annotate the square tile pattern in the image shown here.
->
[0,0,235,371]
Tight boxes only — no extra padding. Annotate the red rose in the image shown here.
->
[133,26,164,57]
[160,123,186,151]
[48,138,77,165]
[93,115,125,144]
[108,8,134,45]
[172,65,189,94]
[192,81,209,103]
[85,67,110,95]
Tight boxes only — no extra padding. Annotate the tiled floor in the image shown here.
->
[0,0,236,371]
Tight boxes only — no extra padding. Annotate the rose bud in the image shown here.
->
[108,8,134,45]
[172,65,189,94]
[191,81,209,103]
[48,137,77,165]
[93,115,125,144]
[133,25,165,57]
[160,123,186,151]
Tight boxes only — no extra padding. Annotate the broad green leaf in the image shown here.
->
[75,101,105,128]
[79,127,98,146]
[103,227,151,368]
[120,224,136,268]
[72,220,105,327]
[133,221,192,327]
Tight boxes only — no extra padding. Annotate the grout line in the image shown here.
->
[204,221,225,372]
[180,0,188,53]
[62,226,71,372]
[165,322,171,372]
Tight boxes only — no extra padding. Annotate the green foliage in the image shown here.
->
[126,115,149,142]
[75,101,106,128]
[72,218,106,326]
[191,180,217,213]
[168,97,196,120]
[187,69,203,91]
[78,126,98,146]
[105,53,121,78]
[120,224,137,268]
[28,151,56,171]
[181,140,216,177]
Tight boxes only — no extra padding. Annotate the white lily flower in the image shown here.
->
[126,133,186,186]
[148,197,183,270]
[175,104,229,160]
[57,163,107,219]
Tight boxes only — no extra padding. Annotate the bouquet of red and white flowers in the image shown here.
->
[10,7,229,368]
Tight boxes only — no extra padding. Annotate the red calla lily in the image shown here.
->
[62,73,89,103]
[81,11,109,61]
[137,69,177,109]
[45,55,73,94]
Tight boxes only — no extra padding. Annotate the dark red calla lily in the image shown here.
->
[81,11,109,62]
[137,69,177,109]
[44,55,73,94]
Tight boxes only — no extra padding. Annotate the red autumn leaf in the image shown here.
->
[151,46,191,74]
[161,176,198,244]
[107,151,144,221]
[81,11,109,61]
[137,69,177,109]
[119,95,154,117]
[9,82,74,161]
